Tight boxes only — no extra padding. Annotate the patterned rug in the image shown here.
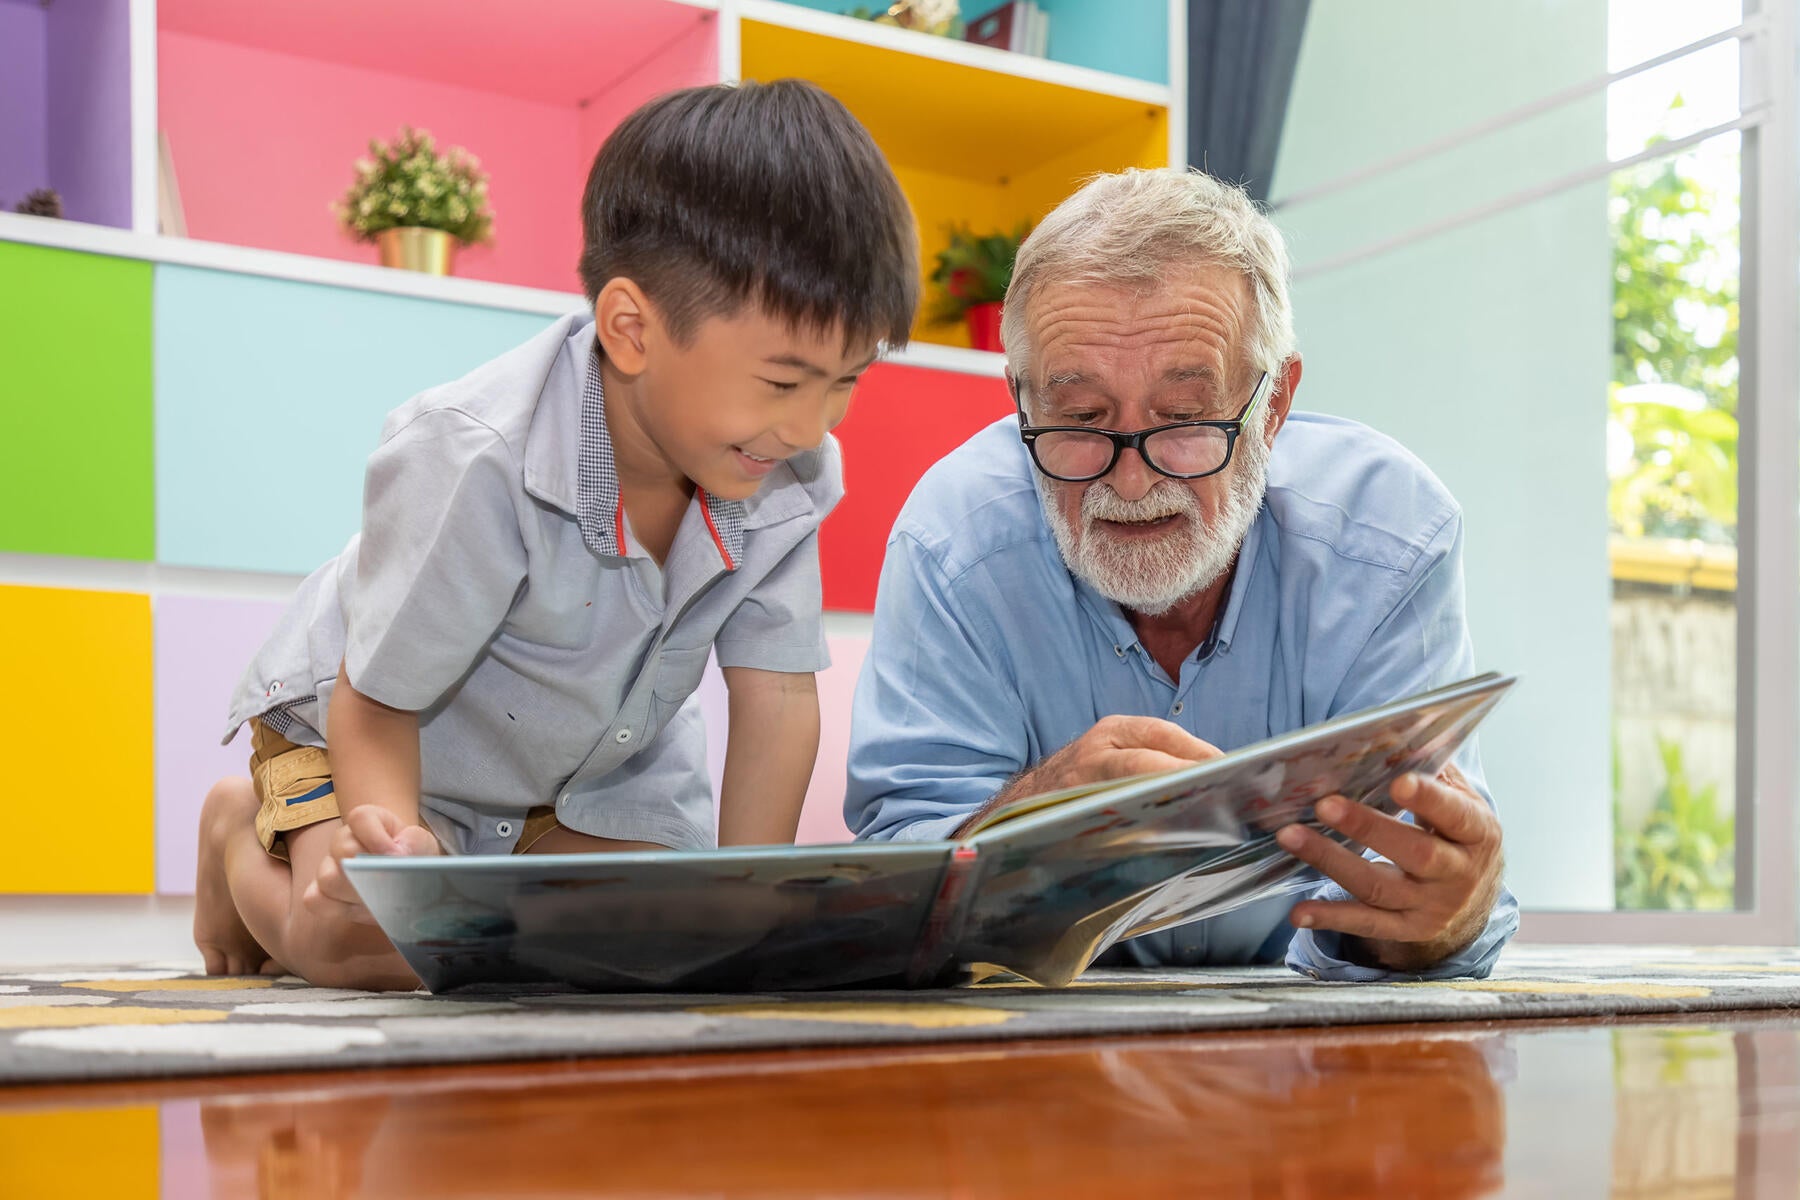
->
[4,945,1798,1085]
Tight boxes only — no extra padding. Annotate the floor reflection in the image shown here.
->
[4,1016,1800,1198]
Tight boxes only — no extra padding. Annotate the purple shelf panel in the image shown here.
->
[0,0,132,229]
[0,2,49,212]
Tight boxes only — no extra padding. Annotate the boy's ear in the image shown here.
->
[593,278,655,374]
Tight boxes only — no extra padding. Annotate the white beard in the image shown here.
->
[1038,430,1271,617]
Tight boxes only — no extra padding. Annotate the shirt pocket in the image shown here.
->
[502,578,599,651]
[651,644,713,706]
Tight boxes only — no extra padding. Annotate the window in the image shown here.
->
[1266,0,1796,936]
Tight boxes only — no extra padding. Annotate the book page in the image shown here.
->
[950,674,1515,986]
[959,772,1165,837]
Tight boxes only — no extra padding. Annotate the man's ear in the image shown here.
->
[1265,354,1303,444]
[593,278,655,375]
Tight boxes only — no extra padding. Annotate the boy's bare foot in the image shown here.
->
[195,778,283,976]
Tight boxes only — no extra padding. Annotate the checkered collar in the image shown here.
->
[577,347,746,569]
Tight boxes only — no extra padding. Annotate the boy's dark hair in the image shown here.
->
[579,79,919,351]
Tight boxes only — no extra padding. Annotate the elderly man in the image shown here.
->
[846,168,1517,979]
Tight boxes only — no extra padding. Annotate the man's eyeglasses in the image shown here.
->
[1013,372,1274,483]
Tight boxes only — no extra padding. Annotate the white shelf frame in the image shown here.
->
[0,211,1010,378]
[0,211,587,315]
[129,0,158,235]
[731,0,1172,108]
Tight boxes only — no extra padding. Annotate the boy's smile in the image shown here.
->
[733,447,783,479]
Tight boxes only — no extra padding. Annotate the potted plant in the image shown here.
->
[926,221,1029,352]
[12,188,63,219]
[335,126,493,275]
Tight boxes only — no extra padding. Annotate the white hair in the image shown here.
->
[1002,168,1297,384]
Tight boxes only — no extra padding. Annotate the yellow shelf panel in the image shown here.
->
[741,20,1168,349]
[0,585,154,894]
[741,18,1167,185]
[741,13,1170,349]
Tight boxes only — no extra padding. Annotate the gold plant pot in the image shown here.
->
[375,226,457,275]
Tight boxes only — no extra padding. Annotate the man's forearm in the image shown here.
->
[326,661,424,827]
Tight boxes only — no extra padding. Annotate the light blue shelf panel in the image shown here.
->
[154,264,562,575]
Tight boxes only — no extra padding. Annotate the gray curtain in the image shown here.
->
[1186,0,1311,202]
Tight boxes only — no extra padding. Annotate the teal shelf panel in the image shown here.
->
[153,264,560,575]
[1036,0,1166,86]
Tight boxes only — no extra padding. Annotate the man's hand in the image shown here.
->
[957,716,1222,836]
[1276,764,1504,973]
[305,806,441,927]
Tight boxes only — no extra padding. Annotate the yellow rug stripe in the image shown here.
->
[63,978,276,993]
[0,1006,230,1029]
[1409,980,1712,999]
[692,1002,1015,1029]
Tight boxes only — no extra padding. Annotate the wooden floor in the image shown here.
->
[6,1012,1800,1197]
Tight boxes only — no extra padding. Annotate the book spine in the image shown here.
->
[1010,1,1031,53]
[904,845,981,987]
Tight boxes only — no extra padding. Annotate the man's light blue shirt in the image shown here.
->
[845,411,1518,981]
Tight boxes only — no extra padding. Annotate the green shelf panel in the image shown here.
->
[0,240,155,561]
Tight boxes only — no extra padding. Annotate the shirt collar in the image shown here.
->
[574,344,746,569]
[1211,510,1265,653]
[575,344,625,557]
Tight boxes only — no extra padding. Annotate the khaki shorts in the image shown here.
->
[247,719,561,859]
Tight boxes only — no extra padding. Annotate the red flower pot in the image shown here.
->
[965,302,1004,353]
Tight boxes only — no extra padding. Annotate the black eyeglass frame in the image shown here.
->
[1010,371,1276,483]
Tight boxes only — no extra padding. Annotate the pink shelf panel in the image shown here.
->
[156,2,717,293]
[158,0,715,106]
[695,633,867,845]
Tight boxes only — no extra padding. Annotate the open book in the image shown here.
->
[348,672,1516,993]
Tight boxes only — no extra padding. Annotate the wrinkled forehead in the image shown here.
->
[1019,267,1253,392]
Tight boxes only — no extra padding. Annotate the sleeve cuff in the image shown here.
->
[712,638,830,674]
[1284,881,1521,982]
[864,811,967,844]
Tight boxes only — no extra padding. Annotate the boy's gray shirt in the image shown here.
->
[224,313,841,855]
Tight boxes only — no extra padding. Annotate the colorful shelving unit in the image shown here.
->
[0,0,1184,897]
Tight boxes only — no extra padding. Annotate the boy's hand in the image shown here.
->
[305,807,441,926]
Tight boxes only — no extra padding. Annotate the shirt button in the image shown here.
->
[496,820,514,838]
[1113,645,1125,658]
[1172,701,1185,715]
[615,728,633,744]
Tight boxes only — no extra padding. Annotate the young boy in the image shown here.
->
[194,80,920,990]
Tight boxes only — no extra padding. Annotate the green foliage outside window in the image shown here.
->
[1608,105,1739,543]
[1614,736,1735,911]
[1607,105,1741,911]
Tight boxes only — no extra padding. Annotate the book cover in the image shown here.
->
[349,673,1516,992]
[965,1,1027,53]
